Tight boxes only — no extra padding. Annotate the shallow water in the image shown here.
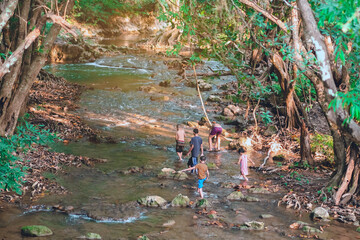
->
[0,51,358,239]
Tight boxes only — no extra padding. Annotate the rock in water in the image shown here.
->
[311,207,330,221]
[171,194,190,207]
[260,214,274,219]
[302,226,322,233]
[207,95,221,103]
[248,188,271,194]
[78,233,102,239]
[238,221,265,230]
[227,191,245,200]
[173,172,188,180]
[157,168,176,179]
[138,196,167,207]
[242,196,260,202]
[162,220,176,227]
[207,163,218,170]
[137,236,150,240]
[195,199,211,208]
[21,225,53,237]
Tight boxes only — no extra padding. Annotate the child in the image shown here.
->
[185,128,203,169]
[208,121,222,151]
[237,147,255,181]
[180,156,209,199]
[175,124,185,161]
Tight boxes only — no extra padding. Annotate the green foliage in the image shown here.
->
[73,0,156,24]
[259,109,273,126]
[329,86,360,125]
[0,120,59,194]
[310,133,334,163]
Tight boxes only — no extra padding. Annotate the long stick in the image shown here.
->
[193,65,212,127]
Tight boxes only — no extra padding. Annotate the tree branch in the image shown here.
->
[0,0,19,33]
[237,0,288,32]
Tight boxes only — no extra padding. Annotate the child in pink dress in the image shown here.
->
[237,147,255,181]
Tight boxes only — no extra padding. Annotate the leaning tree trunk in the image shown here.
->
[297,0,360,205]
[0,0,75,136]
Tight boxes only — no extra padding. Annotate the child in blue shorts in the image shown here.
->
[180,156,209,199]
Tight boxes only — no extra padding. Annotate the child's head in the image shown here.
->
[238,147,246,154]
[193,128,199,134]
[177,124,183,130]
[200,155,206,162]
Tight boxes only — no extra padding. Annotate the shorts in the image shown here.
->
[176,140,185,153]
[210,127,222,136]
[198,178,207,189]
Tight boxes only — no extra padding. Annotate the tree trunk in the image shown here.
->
[0,0,75,136]
[297,0,360,204]
[300,120,314,165]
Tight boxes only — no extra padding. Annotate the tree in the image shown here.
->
[0,0,75,137]
[297,0,360,205]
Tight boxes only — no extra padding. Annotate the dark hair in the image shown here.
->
[200,156,206,161]
[193,128,199,134]
[238,147,246,154]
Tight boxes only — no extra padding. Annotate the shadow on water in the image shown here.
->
[0,53,358,239]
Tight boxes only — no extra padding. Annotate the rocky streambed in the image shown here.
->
[0,50,359,239]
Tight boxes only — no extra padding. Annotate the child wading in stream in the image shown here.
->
[180,156,209,199]
[175,124,185,161]
[237,147,255,181]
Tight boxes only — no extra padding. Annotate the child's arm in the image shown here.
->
[200,143,204,156]
[185,144,194,157]
[236,155,241,164]
[180,166,196,172]
[206,170,210,179]
[248,157,255,165]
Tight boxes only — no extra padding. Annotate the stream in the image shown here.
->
[0,40,358,239]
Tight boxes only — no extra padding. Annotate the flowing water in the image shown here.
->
[0,42,358,239]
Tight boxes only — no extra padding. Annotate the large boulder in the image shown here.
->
[227,191,245,200]
[311,207,330,221]
[21,225,53,237]
[137,196,167,207]
[171,194,190,207]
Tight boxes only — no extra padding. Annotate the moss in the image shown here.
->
[21,225,53,237]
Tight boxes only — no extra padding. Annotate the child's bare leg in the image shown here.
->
[242,174,248,181]
[241,171,248,181]
[216,134,221,150]
[208,135,213,151]
[177,152,183,160]
[199,188,204,199]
